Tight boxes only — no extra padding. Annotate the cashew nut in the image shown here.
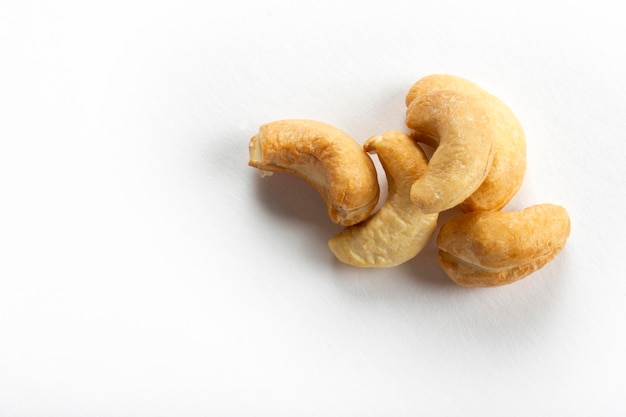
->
[437,204,571,287]
[328,131,439,267]
[405,90,496,214]
[406,74,526,212]
[248,119,380,226]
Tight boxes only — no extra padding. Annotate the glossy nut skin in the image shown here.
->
[328,131,438,267]
[405,90,496,214]
[406,74,527,212]
[248,119,380,226]
[437,204,571,287]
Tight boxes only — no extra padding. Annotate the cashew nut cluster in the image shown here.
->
[248,74,570,287]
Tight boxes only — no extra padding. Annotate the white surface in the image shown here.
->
[1,1,625,415]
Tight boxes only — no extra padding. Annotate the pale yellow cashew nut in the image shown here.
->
[406,74,527,212]
[328,131,439,268]
[405,90,496,214]
[437,204,571,287]
[248,119,380,226]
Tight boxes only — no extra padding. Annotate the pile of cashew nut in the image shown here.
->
[248,74,570,287]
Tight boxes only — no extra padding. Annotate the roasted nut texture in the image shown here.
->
[248,119,380,226]
[249,74,568,288]
[405,90,496,214]
[328,131,438,267]
[406,74,527,212]
[437,204,571,287]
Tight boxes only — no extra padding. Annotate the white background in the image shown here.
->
[1,1,625,416]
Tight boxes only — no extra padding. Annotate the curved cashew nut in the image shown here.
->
[437,204,571,287]
[405,90,496,214]
[406,74,527,212]
[328,131,439,267]
[248,119,380,226]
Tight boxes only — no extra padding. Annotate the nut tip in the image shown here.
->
[363,135,383,153]
[248,133,263,165]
